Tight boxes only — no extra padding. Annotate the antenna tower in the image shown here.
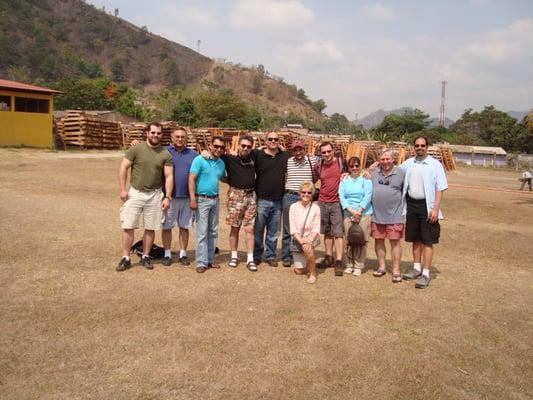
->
[439,81,447,128]
[197,40,201,53]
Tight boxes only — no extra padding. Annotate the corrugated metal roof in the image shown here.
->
[0,78,63,94]
[445,144,507,155]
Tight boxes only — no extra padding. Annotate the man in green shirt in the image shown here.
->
[117,122,174,271]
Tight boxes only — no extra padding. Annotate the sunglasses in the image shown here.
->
[175,136,186,139]
[300,191,313,195]
[267,137,279,142]
[321,150,332,154]
[240,144,253,149]
[212,144,224,150]
[149,131,162,135]
[415,144,426,148]
[378,179,390,185]
[349,164,360,168]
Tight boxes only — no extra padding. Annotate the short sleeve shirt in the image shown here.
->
[189,155,226,196]
[371,166,405,224]
[221,154,256,190]
[125,142,173,191]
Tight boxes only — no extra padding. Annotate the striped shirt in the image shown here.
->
[285,155,317,191]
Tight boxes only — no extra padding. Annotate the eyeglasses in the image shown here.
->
[414,144,426,148]
[267,137,279,142]
[321,150,332,154]
[349,164,360,168]
[212,144,224,150]
[378,179,390,185]
[300,191,312,195]
[240,144,253,149]
[175,136,186,139]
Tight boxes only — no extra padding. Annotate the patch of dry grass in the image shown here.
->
[0,149,531,399]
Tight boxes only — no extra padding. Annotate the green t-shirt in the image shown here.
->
[125,142,173,191]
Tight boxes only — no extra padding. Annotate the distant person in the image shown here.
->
[370,149,405,283]
[117,122,173,271]
[401,136,448,289]
[289,181,321,284]
[339,156,373,276]
[188,136,226,273]
[161,128,197,267]
[221,135,258,272]
[281,138,318,268]
[519,169,532,191]
[314,141,346,276]
[252,131,289,267]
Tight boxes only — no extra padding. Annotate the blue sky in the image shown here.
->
[88,0,533,120]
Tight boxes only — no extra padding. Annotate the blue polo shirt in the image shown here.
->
[190,155,226,196]
[168,146,197,198]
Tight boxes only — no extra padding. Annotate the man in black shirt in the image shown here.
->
[221,135,258,271]
[251,131,290,267]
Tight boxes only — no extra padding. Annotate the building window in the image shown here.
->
[14,97,49,113]
[0,95,10,111]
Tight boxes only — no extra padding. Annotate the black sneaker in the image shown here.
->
[116,257,131,272]
[162,256,172,266]
[334,260,344,276]
[141,256,153,270]
[179,256,190,266]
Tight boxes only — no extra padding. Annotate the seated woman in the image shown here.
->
[338,156,373,276]
[289,181,321,283]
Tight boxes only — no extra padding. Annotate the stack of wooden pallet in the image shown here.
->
[123,123,147,146]
[58,110,122,149]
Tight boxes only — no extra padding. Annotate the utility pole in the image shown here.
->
[197,40,201,53]
[439,81,447,128]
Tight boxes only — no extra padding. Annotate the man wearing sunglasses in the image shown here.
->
[220,136,258,271]
[251,131,290,267]
[188,136,226,273]
[161,128,198,267]
[117,122,174,272]
[401,136,448,288]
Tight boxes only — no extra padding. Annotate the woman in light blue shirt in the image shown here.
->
[338,157,373,276]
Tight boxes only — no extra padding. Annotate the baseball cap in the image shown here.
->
[291,139,305,150]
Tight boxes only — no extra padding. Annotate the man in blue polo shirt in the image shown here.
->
[162,128,198,267]
[188,136,226,273]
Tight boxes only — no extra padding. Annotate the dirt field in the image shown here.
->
[1,148,532,400]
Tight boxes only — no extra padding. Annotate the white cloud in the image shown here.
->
[362,4,396,22]
[299,41,343,61]
[229,0,315,31]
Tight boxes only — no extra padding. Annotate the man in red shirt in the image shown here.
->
[314,141,346,276]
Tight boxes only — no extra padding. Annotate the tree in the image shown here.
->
[111,58,126,82]
[311,99,326,113]
[372,109,430,141]
[170,97,198,126]
[52,77,114,110]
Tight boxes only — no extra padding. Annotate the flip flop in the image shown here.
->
[373,269,386,277]
[392,273,402,283]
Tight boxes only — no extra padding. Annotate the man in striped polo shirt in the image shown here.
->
[281,139,318,267]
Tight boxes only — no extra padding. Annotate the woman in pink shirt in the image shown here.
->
[289,181,321,283]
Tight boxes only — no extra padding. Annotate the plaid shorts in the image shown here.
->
[226,187,257,227]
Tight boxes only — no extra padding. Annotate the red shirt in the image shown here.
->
[316,158,342,203]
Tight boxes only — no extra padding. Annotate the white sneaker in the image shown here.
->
[344,267,354,275]
[352,268,362,276]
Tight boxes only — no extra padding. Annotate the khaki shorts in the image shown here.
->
[120,187,164,230]
[226,187,257,227]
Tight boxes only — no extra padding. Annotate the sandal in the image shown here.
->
[246,261,257,272]
[392,273,402,283]
[373,268,386,277]
[228,258,239,268]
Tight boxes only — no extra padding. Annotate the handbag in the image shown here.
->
[290,204,320,253]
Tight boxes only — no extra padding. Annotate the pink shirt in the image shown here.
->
[289,201,321,238]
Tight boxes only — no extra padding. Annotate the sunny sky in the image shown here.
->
[88,0,533,121]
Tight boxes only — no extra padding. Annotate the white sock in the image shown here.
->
[164,249,171,258]
[422,268,430,277]
[122,256,130,261]
[414,262,422,272]
[247,253,254,263]
[180,250,187,258]
[142,254,149,259]
[231,251,238,259]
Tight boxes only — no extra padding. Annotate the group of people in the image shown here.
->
[116,123,448,289]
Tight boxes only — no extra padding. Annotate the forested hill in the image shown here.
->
[0,0,325,122]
